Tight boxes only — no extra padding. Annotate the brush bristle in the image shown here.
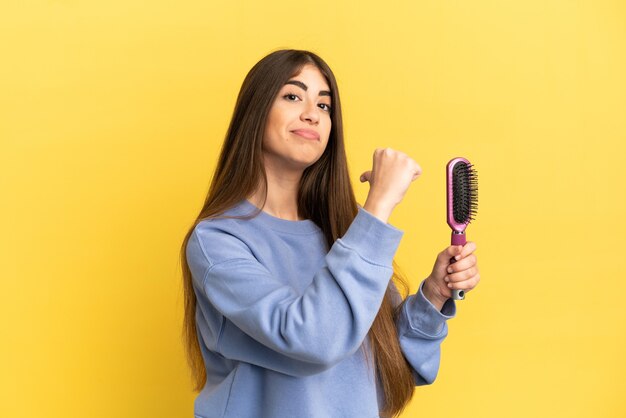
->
[452,162,478,224]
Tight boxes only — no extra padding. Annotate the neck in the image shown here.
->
[247,160,305,221]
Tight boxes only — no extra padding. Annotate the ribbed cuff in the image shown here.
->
[403,280,456,336]
[338,206,404,266]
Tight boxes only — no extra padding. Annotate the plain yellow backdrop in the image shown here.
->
[1,0,625,417]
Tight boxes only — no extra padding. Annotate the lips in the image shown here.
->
[291,129,320,140]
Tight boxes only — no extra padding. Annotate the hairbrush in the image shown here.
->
[446,157,478,300]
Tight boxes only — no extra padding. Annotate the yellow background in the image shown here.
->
[2,1,625,417]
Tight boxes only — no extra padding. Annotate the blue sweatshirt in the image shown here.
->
[186,199,456,418]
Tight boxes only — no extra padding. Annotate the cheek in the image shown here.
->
[322,118,332,142]
[266,104,292,134]
[265,109,279,133]
[263,111,283,144]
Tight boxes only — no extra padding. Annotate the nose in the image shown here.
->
[300,101,319,124]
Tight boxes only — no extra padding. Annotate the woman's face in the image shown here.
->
[262,64,332,172]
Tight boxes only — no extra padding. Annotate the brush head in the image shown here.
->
[447,157,478,232]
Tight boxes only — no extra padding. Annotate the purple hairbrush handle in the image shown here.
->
[449,231,466,300]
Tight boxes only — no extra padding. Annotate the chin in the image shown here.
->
[288,156,322,171]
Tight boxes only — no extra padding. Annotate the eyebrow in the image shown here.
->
[285,80,331,97]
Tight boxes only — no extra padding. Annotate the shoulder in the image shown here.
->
[189,202,260,266]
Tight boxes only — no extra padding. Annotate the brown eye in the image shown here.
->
[318,103,332,112]
[283,93,300,101]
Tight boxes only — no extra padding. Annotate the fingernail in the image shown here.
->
[455,255,461,260]
[447,268,453,274]
[447,283,452,288]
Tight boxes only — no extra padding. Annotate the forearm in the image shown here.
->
[396,279,456,385]
[362,196,394,224]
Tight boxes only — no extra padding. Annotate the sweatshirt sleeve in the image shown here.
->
[186,207,403,376]
[391,279,456,386]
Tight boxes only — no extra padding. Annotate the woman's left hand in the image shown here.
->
[423,242,480,309]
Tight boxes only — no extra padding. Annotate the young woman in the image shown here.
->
[180,49,480,418]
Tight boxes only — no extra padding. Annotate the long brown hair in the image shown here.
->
[179,49,415,417]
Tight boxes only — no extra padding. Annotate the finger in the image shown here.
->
[446,266,478,283]
[459,241,477,259]
[446,273,480,291]
[442,245,463,261]
[410,161,423,180]
[438,247,452,263]
[360,171,371,183]
[447,245,463,257]
[414,163,422,176]
[446,254,477,274]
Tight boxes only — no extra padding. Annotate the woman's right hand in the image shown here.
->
[360,148,422,223]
